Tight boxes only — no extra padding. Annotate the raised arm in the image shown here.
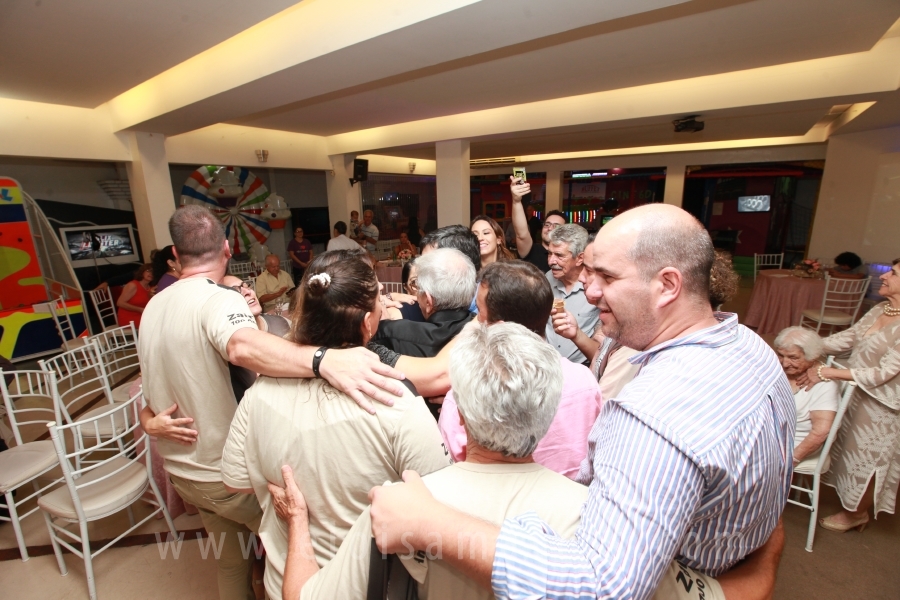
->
[510,176,534,259]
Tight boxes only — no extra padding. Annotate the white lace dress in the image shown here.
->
[821,303,900,516]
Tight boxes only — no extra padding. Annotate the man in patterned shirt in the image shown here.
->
[368,203,794,600]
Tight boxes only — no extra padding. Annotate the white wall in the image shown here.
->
[0,157,129,210]
[808,125,900,264]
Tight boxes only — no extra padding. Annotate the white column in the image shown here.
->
[126,132,175,261]
[545,169,562,213]
[435,139,470,227]
[326,154,361,230]
[663,162,687,207]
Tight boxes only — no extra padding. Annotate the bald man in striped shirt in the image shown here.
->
[368,204,794,600]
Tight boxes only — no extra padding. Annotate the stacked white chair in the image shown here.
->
[46,296,87,350]
[382,282,405,295]
[753,253,784,280]
[787,358,857,552]
[39,390,177,600]
[0,369,63,560]
[88,323,140,403]
[228,260,257,277]
[86,288,118,332]
[799,275,872,335]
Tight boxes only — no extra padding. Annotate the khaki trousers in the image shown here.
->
[169,475,263,600]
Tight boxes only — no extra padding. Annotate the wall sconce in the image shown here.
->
[255,150,269,163]
[409,162,416,173]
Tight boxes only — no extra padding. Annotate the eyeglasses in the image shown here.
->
[542,222,562,229]
[229,283,251,293]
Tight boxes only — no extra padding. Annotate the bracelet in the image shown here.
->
[816,364,832,382]
[312,347,327,378]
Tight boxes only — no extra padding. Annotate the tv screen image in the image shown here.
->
[737,195,771,212]
[59,225,139,268]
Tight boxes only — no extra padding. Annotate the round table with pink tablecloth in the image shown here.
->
[376,262,403,284]
[743,269,826,335]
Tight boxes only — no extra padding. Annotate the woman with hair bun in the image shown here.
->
[221,251,450,600]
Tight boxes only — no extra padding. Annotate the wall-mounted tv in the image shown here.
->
[59,224,140,268]
[737,195,771,212]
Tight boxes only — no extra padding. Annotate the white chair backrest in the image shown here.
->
[46,296,81,347]
[754,253,784,279]
[376,239,398,253]
[382,282,405,295]
[0,369,56,446]
[229,261,257,276]
[46,390,150,519]
[87,287,118,331]
[39,342,113,425]
[281,259,292,273]
[88,323,139,386]
[819,275,871,323]
[813,358,857,475]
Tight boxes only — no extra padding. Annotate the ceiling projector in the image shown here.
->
[673,115,705,133]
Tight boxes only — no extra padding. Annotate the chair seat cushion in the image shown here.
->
[77,402,127,438]
[38,457,147,520]
[110,383,133,403]
[0,441,58,493]
[801,308,853,326]
[794,451,830,475]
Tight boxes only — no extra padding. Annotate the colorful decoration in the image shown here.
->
[263,193,291,229]
[0,178,48,310]
[180,166,271,254]
[0,300,85,360]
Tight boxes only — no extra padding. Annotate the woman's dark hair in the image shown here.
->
[401,257,416,286]
[834,251,863,270]
[290,251,378,349]
[470,215,515,262]
[133,263,153,281]
[151,245,176,285]
[407,215,422,246]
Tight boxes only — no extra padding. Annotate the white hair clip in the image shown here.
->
[309,272,331,287]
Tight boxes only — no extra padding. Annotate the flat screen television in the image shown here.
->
[737,195,771,212]
[59,224,140,268]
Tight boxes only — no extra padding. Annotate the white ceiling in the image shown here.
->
[2,0,900,161]
[0,0,300,107]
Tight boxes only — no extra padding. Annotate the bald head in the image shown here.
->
[599,204,713,302]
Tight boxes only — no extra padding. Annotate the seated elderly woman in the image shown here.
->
[220,252,451,600]
[774,326,840,467]
[267,323,785,600]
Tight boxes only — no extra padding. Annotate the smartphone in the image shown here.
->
[513,167,527,184]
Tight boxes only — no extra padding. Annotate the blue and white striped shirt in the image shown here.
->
[491,313,794,600]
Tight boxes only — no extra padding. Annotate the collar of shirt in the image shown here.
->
[628,312,738,366]
[547,272,585,297]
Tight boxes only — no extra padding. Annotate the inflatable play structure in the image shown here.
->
[0,178,87,361]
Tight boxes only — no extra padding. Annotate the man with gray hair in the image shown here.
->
[546,223,599,364]
[372,247,476,417]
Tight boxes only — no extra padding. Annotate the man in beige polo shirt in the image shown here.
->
[139,206,407,600]
[255,254,294,312]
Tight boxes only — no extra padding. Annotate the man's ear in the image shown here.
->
[223,239,232,259]
[574,251,584,268]
[656,267,683,309]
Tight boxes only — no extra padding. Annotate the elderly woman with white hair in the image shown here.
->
[774,326,840,467]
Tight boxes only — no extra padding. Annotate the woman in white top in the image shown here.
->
[773,327,839,468]
[221,251,450,600]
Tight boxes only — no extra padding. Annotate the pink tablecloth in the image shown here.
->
[744,269,826,335]
[376,264,402,283]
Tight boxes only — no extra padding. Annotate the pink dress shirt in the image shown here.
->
[438,356,603,479]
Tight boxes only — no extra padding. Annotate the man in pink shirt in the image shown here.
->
[438,261,602,479]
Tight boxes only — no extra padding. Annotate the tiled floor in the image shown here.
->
[3,277,898,599]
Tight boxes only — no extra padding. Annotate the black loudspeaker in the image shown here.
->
[350,158,369,186]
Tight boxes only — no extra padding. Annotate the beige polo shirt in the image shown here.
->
[221,376,452,600]
[139,277,257,482]
[300,462,725,600]
[255,268,294,311]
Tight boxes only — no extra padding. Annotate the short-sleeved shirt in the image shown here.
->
[794,380,840,448]
[255,269,294,311]
[138,277,258,482]
[326,234,361,251]
[358,223,379,252]
[287,238,312,267]
[520,242,549,272]
[221,376,452,600]
[299,463,725,600]
[439,356,602,479]
[544,272,600,364]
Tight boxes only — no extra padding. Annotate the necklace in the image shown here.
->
[884,304,900,317]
